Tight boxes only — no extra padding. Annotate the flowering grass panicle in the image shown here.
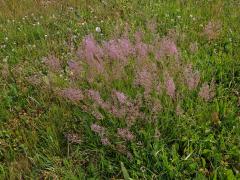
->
[184,65,200,90]
[64,132,81,144]
[91,124,110,145]
[113,90,128,105]
[117,128,135,141]
[103,39,124,60]
[43,55,61,72]
[87,89,109,109]
[100,137,111,145]
[118,38,135,57]
[67,60,83,78]
[60,88,84,102]
[136,63,157,92]
[109,105,126,118]
[125,98,143,127]
[27,74,43,86]
[203,20,222,40]
[135,69,153,94]
[103,38,134,63]
[91,123,106,136]
[157,38,179,60]
[134,31,149,59]
[164,72,176,99]
[198,81,215,102]
[77,35,104,73]
[135,41,149,60]
[91,110,104,120]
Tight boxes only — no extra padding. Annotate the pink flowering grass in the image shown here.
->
[38,27,220,156]
[183,65,200,90]
[40,29,217,125]
[103,38,135,63]
[40,29,218,124]
[91,123,106,136]
[156,37,179,60]
[198,81,215,102]
[164,72,176,99]
[77,35,104,74]
[113,90,128,105]
[67,60,83,78]
[203,20,222,40]
[117,128,135,141]
[91,123,111,145]
[43,55,62,72]
[60,88,84,102]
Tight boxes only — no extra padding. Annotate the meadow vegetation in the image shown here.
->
[0,0,240,179]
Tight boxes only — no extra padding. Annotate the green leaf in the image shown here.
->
[226,169,236,180]
[120,162,131,180]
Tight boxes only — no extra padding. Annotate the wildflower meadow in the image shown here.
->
[0,0,240,179]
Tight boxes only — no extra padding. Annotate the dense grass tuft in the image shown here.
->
[0,0,240,179]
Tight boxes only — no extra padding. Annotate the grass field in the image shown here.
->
[0,0,240,179]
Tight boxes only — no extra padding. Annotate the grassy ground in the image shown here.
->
[0,0,240,179]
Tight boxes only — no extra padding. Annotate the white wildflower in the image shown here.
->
[95,27,101,33]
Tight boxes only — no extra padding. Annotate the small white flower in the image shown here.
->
[45,34,48,37]
[177,15,181,19]
[95,27,101,33]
